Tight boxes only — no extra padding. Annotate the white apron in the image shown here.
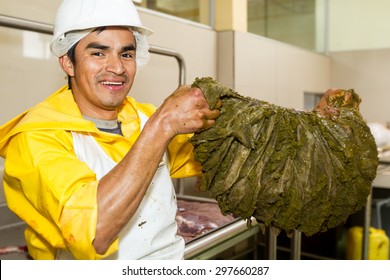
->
[57,111,184,259]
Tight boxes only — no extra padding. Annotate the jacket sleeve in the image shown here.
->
[3,130,117,259]
[167,133,202,178]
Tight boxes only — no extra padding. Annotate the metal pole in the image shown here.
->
[266,227,277,259]
[148,45,186,85]
[0,14,53,34]
[0,14,186,85]
[362,188,372,260]
[290,230,301,260]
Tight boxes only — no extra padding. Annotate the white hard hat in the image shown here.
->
[50,0,153,69]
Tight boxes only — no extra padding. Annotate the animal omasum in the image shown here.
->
[190,77,378,236]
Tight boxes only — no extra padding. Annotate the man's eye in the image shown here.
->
[122,53,135,58]
[92,52,104,57]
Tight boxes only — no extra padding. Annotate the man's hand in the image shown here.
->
[153,85,221,137]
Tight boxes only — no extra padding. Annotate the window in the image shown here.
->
[134,0,212,26]
[304,91,323,110]
[248,0,326,53]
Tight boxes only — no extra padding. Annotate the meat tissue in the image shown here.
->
[190,77,378,236]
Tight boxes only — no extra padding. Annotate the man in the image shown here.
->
[0,0,220,260]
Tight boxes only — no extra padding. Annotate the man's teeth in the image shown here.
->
[101,81,123,85]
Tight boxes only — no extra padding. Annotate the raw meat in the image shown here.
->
[176,199,236,242]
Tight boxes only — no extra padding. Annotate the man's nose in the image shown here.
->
[106,56,125,74]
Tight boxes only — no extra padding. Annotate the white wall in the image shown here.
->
[0,0,60,23]
[328,0,390,52]
[132,9,217,106]
[218,31,331,110]
[327,1,390,123]
[330,49,390,123]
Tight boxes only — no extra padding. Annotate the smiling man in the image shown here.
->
[61,27,138,119]
[0,0,220,260]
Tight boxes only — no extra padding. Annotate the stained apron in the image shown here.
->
[56,111,184,259]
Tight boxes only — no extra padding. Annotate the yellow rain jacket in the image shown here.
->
[0,85,201,260]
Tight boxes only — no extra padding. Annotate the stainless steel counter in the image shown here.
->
[175,194,260,259]
[184,218,259,259]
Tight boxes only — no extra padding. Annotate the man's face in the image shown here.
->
[62,27,137,119]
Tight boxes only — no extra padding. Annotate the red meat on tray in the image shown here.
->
[176,199,236,242]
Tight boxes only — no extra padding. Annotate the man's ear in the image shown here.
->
[59,55,74,76]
